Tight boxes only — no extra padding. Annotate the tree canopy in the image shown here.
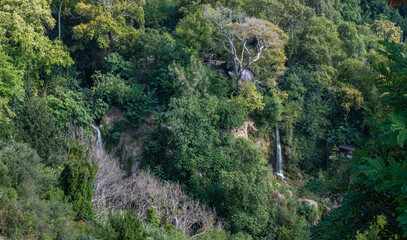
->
[1,0,407,239]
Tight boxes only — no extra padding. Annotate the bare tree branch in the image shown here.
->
[91,143,223,236]
[204,6,285,90]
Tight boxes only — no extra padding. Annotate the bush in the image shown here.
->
[0,141,77,239]
[297,203,318,224]
[231,232,253,240]
[60,141,98,221]
[146,207,160,227]
[140,222,186,240]
[93,210,146,240]
[45,91,93,128]
[125,85,158,125]
[109,211,146,240]
[197,229,228,240]
[235,83,265,117]
[91,73,130,106]
[217,100,244,129]
[12,97,67,166]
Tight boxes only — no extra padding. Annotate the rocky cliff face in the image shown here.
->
[101,108,155,175]
[232,120,272,157]
[231,120,258,140]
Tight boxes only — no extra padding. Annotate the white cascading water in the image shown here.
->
[96,126,103,149]
[276,124,284,178]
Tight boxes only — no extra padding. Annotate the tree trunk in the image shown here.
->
[58,3,62,41]
[236,76,242,95]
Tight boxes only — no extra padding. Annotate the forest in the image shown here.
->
[0,0,407,239]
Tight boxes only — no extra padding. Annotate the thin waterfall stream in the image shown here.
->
[276,124,284,178]
[96,126,102,149]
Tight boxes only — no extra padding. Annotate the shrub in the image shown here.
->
[235,83,265,117]
[146,207,160,227]
[217,100,244,129]
[60,141,98,221]
[108,211,146,240]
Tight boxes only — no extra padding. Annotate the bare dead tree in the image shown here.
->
[91,147,124,218]
[204,6,286,90]
[91,143,222,236]
[67,121,94,153]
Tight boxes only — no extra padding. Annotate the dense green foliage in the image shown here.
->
[312,42,407,240]
[93,210,146,240]
[1,0,407,239]
[60,141,98,221]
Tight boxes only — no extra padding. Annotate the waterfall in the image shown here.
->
[96,126,102,149]
[276,124,284,178]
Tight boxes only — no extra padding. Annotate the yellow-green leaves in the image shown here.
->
[0,0,55,31]
[339,83,364,113]
[0,50,24,99]
[371,19,402,43]
[73,0,145,49]
[204,6,287,88]
[235,82,265,117]
[0,97,15,125]
[175,5,215,54]
[0,0,72,95]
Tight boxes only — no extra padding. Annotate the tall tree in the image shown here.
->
[243,0,315,40]
[312,42,407,240]
[337,21,365,59]
[221,138,271,236]
[73,0,145,50]
[341,0,362,22]
[370,19,403,43]
[296,17,343,66]
[204,6,287,90]
[51,0,80,41]
[60,141,98,221]
[0,0,72,94]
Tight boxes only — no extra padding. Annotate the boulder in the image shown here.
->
[232,120,258,140]
[287,190,293,198]
[274,190,286,202]
[298,198,318,209]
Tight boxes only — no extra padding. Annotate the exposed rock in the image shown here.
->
[120,120,152,175]
[256,139,265,149]
[333,196,343,209]
[205,59,228,78]
[101,108,125,129]
[287,190,293,198]
[232,120,258,140]
[101,108,155,175]
[242,70,254,81]
[228,70,254,81]
[232,121,273,156]
[273,190,286,202]
[298,198,318,209]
